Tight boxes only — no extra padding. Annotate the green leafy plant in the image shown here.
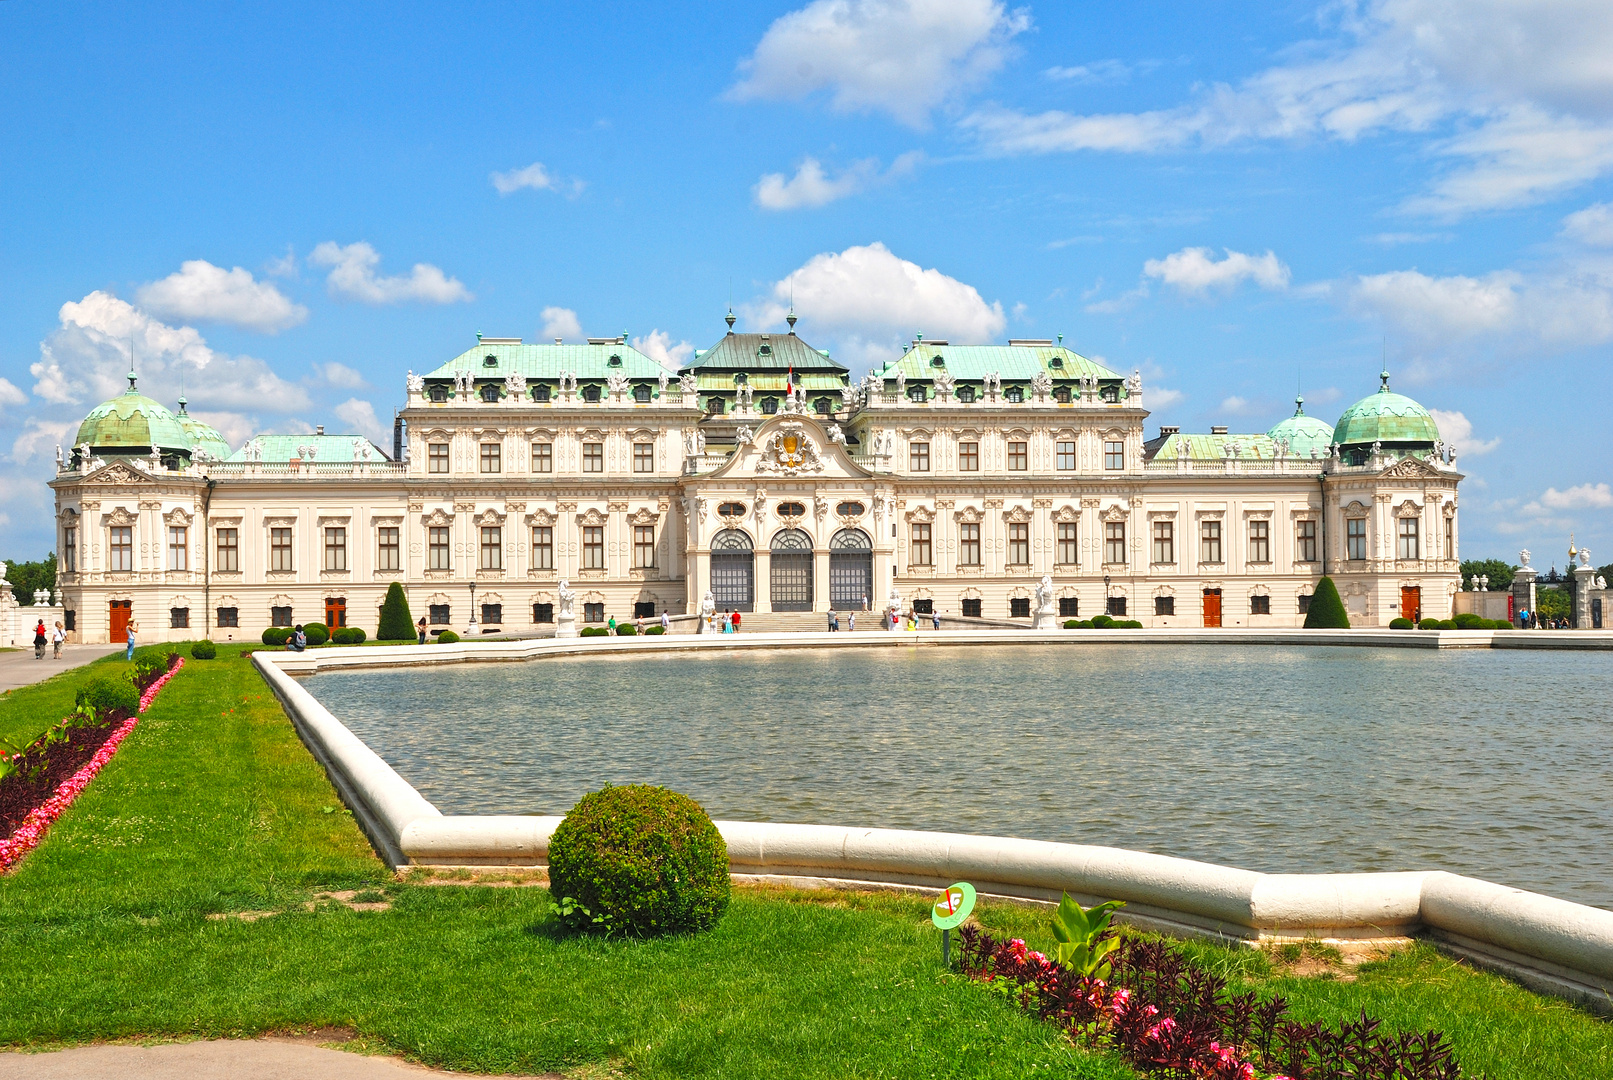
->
[580,626,609,637]
[616,622,638,636]
[435,630,460,643]
[303,622,330,646]
[644,625,666,635]
[190,639,217,659]
[1050,892,1125,979]
[1303,575,1351,628]
[74,678,140,719]
[377,581,414,641]
[1090,614,1113,629]
[1389,617,1414,629]
[261,627,292,646]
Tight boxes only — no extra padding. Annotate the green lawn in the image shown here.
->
[0,651,135,752]
[0,645,1608,1078]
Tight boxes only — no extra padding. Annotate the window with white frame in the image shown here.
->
[269,527,293,572]
[377,527,400,571]
[1007,522,1030,565]
[532,526,553,569]
[1347,518,1367,561]
[1007,441,1028,471]
[1104,521,1126,565]
[532,442,553,473]
[958,441,979,471]
[582,443,604,473]
[63,527,77,572]
[1104,440,1124,470]
[480,443,502,473]
[216,528,239,572]
[167,525,188,571]
[959,522,980,565]
[1056,441,1076,470]
[479,526,502,570]
[634,525,655,568]
[1200,520,1222,564]
[1444,517,1454,560]
[1296,520,1317,563]
[428,526,451,570]
[1057,522,1078,565]
[909,441,930,471]
[1397,517,1420,560]
[583,526,604,568]
[633,443,653,473]
[1152,520,1174,564]
[910,523,933,565]
[1248,520,1270,564]
[428,442,449,473]
[324,527,347,571]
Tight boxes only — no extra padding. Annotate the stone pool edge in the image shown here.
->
[252,644,1613,1017]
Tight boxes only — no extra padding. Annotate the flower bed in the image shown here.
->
[0,656,183,873]
[958,925,1461,1080]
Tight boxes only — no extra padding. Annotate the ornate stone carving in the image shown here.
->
[754,422,825,476]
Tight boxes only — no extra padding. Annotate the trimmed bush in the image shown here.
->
[303,622,329,646]
[261,627,291,646]
[189,639,217,660]
[1389,617,1415,629]
[329,627,368,645]
[1302,576,1350,628]
[1063,619,1081,629]
[580,626,609,637]
[1436,619,1456,630]
[1485,618,1513,630]
[644,625,666,635]
[1452,612,1484,629]
[616,623,638,636]
[1114,619,1144,629]
[436,630,460,644]
[1090,614,1114,629]
[1418,618,1441,630]
[377,581,414,641]
[75,678,140,718]
[548,784,730,937]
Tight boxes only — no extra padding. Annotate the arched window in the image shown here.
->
[771,528,812,551]
[815,397,832,414]
[760,397,778,415]
[711,528,753,551]
[706,396,726,414]
[830,528,872,550]
[633,383,652,402]
[957,385,976,403]
[1054,385,1071,403]
[480,383,500,402]
[907,384,927,402]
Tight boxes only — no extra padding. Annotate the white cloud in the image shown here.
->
[632,330,695,371]
[311,361,367,389]
[729,0,1031,127]
[748,242,1006,368]
[0,378,26,411]
[1562,202,1613,246]
[1403,106,1613,216]
[540,306,583,342]
[332,398,390,446]
[136,260,307,333]
[754,152,922,210]
[1147,386,1186,410]
[1144,248,1291,295]
[187,410,256,449]
[1045,59,1142,85]
[1427,409,1500,456]
[1537,482,1613,509]
[10,418,74,466]
[1219,395,1253,415]
[264,247,298,279]
[1346,266,1613,349]
[309,242,472,305]
[491,161,585,197]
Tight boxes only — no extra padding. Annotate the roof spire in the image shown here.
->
[786,276,796,332]
[1294,393,1304,415]
[1379,369,1391,392]
[725,307,736,333]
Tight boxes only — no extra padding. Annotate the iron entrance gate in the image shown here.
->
[770,529,814,611]
[829,528,873,610]
[710,529,754,612]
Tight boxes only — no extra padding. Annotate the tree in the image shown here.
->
[1304,576,1351,628]
[2,553,56,603]
[1537,587,1572,621]
[377,581,414,640]
[1459,558,1515,593]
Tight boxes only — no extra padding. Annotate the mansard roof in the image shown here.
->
[1144,432,1284,462]
[684,329,848,376]
[873,341,1124,384]
[423,337,672,382]
[228,432,390,463]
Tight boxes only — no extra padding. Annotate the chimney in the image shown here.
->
[1211,425,1228,435]
[316,425,325,436]
[1159,426,1179,437]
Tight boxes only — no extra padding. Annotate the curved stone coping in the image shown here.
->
[252,648,1613,1012]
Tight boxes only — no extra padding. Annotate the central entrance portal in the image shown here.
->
[710,529,754,612]
[770,529,814,612]
[829,528,873,610]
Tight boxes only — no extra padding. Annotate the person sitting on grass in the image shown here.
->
[288,625,306,652]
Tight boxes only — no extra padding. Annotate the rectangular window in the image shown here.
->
[584,602,604,623]
[377,527,400,571]
[480,443,502,473]
[1444,518,1454,561]
[271,606,293,627]
[1298,594,1313,614]
[109,526,133,572]
[481,603,502,625]
[169,607,189,629]
[1248,520,1270,564]
[428,443,449,473]
[63,528,77,572]
[480,526,502,570]
[1059,597,1079,617]
[959,522,980,566]
[634,525,655,568]
[429,526,451,570]
[635,601,657,618]
[216,606,239,628]
[168,525,188,571]
[911,598,933,615]
[583,525,604,569]
[1056,441,1076,470]
[909,441,930,471]
[216,528,239,572]
[531,442,553,473]
[428,604,450,625]
[1347,518,1368,561]
[634,443,654,473]
[1106,595,1127,617]
[1010,597,1031,618]
[1397,517,1420,560]
[324,527,347,571]
[1007,441,1028,471]
[1057,522,1078,565]
[958,441,979,471]
[270,527,293,572]
[582,443,604,473]
[1251,594,1271,615]
[1152,520,1174,564]
[532,526,554,570]
[961,598,983,618]
[1155,596,1175,616]
[1104,441,1124,470]
[910,523,933,566]
[1007,522,1029,565]
[1296,520,1317,563]
[533,602,554,624]
[1200,520,1222,564]
[1104,522,1126,565]
[64,610,76,631]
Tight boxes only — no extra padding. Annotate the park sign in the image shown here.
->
[931,881,976,930]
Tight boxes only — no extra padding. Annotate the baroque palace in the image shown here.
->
[48,315,1463,643]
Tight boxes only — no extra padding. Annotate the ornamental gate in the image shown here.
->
[829,528,873,610]
[770,529,814,612]
[709,529,754,612]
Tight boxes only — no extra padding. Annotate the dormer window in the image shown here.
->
[1054,385,1071,403]
[531,384,551,402]
[907,385,927,402]
[760,397,778,415]
[633,383,652,402]
[480,383,500,402]
[706,396,725,414]
[1102,385,1118,403]
[930,356,945,367]
[608,354,623,366]
[957,385,976,403]
[1049,357,1064,368]
[814,397,832,414]
[429,385,449,403]
[583,384,601,402]
[758,336,772,357]
[734,373,748,385]
[1005,385,1024,403]
[483,354,498,367]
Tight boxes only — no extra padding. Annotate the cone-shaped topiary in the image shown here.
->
[377,581,414,641]
[1303,576,1351,628]
[548,784,730,937]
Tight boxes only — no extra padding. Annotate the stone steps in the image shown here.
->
[721,610,880,633]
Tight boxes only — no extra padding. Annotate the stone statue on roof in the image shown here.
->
[353,438,372,463]
[406,370,424,394]
[657,370,669,395]
[606,373,630,397]
[505,372,526,398]
[840,384,861,410]
[933,372,954,400]
[735,425,753,445]
[679,373,697,397]
[827,423,846,445]
[1031,371,1052,399]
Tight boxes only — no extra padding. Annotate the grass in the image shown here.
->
[0,650,136,753]
[0,643,1608,1078]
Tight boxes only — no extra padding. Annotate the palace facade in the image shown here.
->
[48,320,1464,643]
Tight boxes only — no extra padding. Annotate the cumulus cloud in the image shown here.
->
[748,242,1006,369]
[754,152,922,210]
[309,242,472,305]
[311,361,367,389]
[1144,248,1291,295]
[632,330,695,371]
[0,378,26,412]
[1427,409,1500,456]
[491,161,585,197]
[1562,202,1613,246]
[1345,266,1613,350]
[10,418,74,466]
[1535,482,1613,510]
[540,306,583,342]
[728,0,1030,127]
[135,260,308,333]
[1219,395,1255,415]
[333,398,390,447]
[1045,59,1149,85]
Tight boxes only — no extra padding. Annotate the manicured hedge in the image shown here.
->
[644,625,665,635]
[1303,576,1351,628]
[581,627,609,637]
[1389,617,1415,629]
[189,639,217,660]
[616,623,638,636]
[302,622,329,646]
[330,627,367,645]
[261,627,291,646]
[436,630,460,643]
[74,678,140,718]
[377,581,414,641]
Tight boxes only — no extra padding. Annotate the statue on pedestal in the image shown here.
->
[1032,575,1057,629]
[699,590,716,634]
[884,584,903,631]
[555,580,579,638]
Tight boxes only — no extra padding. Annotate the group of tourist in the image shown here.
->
[30,619,66,660]
[1516,610,1572,629]
[704,609,741,634]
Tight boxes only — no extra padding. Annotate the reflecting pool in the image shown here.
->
[306,644,1613,910]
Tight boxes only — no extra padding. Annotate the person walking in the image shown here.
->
[847,611,855,632]
[607,614,617,635]
[932,609,941,631]
[862,592,868,611]
[124,618,139,661]
[660,610,670,634]
[416,617,428,644]
[52,621,65,659]
[730,609,740,632]
[635,614,646,635]
[33,620,47,660]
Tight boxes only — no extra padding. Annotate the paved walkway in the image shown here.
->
[0,643,123,694]
[0,1039,561,1078]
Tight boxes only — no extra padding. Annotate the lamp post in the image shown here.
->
[467,580,479,636]
[1104,573,1111,617]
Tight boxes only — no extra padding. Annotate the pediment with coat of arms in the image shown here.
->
[755,422,825,476]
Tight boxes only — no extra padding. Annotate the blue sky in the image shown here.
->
[3,0,1612,569]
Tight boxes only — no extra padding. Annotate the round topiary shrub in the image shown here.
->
[75,677,140,718]
[347,626,366,644]
[580,626,609,637]
[436,630,461,643]
[190,639,217,660]
[303,622,330,646]
[1436,619,1457,630]
[645,625,666,635]
[616,622,638,636]
[1389,617,1415,629]
[261,627,291,646]
[1452,612,1483,629]
[1062,619,1080,629]
[548,784,729,937]
[1090,614,1114,629]
[1418,618,1441,630]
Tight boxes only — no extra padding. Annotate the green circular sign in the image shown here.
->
[931,882,976,930]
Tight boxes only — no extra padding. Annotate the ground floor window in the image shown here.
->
[1155,596,1174,616]
[583,602,605,623]
[961,598,982,618]
[64,610,76,631]
[1106,596,1127,617]
[533,603,553,623]
[217,607,239,628]
[1298,594,1312,614]
[481,603,502,625]
[271,606,293,627]
[170,607,189,629]
[912,598,933,615]
[1010,597,1030,618]
[428,604,450,625]
[634,601,656,617]
[1251,595,1271,615]
[1059,597,1078,617]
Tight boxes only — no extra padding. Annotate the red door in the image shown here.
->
[109,601,131,643]
[1401,586,1422,623]
[1203,589,1222,628]
[325,597,347,628]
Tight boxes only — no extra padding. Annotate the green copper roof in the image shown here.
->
[227,433,389,463]
[871,342,1123,385]
[1266,396,1335,459]
[1146,432,1280,462]
[1333,373,1439,447]
[74,375,193,455]
[424,339,672,381]
[684,330,848,376]
[174,398,232,460]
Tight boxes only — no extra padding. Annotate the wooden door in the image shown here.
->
[109,600,131,643]
[325,597,347,628]
[1401,586,1421,623]
[1203,589,1222,628]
